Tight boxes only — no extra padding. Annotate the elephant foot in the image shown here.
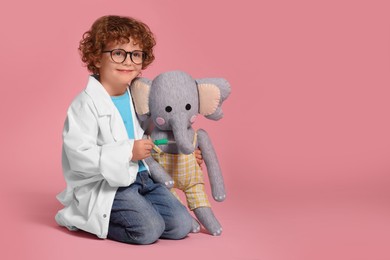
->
[193,207,222,236]
[191,217,201,233]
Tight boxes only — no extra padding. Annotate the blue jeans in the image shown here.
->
[108,171,192,244]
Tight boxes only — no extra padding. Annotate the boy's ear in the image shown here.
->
[130,77,152,116]
[95,60,101,68]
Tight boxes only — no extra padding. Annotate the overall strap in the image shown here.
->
[152,145,163,153]
[193,131,198,147]
[148,136,163,153]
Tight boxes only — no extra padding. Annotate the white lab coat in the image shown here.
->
[55,75,149,238]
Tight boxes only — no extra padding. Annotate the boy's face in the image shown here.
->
[96,37,143,95]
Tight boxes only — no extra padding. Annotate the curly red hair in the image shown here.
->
[79,15,156,74]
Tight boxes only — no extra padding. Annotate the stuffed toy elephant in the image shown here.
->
[131,70,231,236]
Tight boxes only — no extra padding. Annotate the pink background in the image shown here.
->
[1,0,390,259]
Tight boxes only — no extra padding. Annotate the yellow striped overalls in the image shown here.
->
[151,133,211,210]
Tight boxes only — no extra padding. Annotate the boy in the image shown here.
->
[55,15,194,244]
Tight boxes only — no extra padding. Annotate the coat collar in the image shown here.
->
[83,75,145,140]
[84,75,116,116]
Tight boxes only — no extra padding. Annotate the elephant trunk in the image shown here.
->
[170,117,195,155]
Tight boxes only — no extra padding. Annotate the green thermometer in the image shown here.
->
[153,139,176,145]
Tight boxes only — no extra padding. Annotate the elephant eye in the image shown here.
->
[165,106,172,113]
[185,104,191,110]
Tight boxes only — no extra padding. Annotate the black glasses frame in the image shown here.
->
[102,49,146,65]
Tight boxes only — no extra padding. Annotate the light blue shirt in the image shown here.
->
[111,91,147,172]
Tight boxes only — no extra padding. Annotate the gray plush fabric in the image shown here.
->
[131,70,231,235]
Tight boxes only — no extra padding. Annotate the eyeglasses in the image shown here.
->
[102,49,146,65]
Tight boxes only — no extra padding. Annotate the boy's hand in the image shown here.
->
[131,139,154,161]
[195,148,203,166]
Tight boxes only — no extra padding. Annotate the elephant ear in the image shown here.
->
[196,78,231,120]
[130,78,152,121]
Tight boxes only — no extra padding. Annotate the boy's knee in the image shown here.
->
[131,216,165,245]
[168,208,193,240]
[110,213,165,245]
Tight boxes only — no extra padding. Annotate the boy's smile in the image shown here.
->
[96,37,143,96]
[116,69,136,75]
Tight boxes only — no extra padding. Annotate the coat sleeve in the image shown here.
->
[63,97,136,187]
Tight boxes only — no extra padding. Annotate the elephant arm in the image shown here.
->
[144,156,174,188]
[197,129,226,202]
